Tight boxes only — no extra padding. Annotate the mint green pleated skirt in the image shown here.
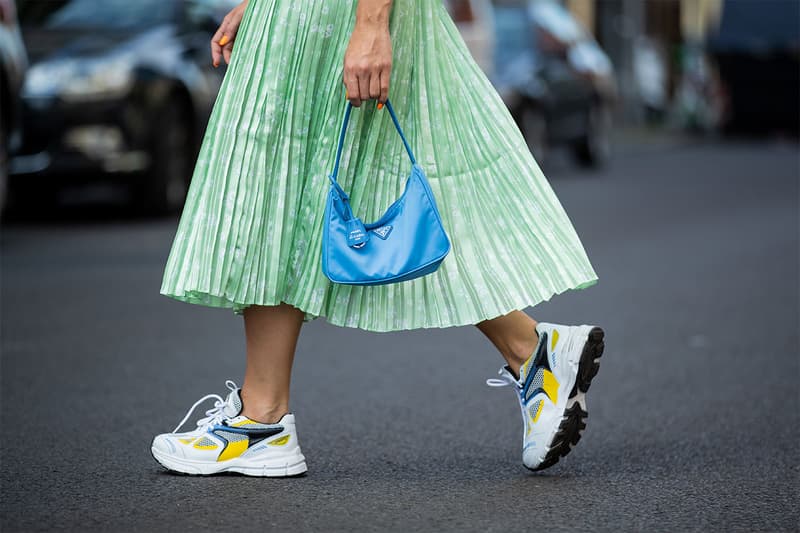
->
[160,0,598,332]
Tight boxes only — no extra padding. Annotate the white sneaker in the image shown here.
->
[487,323,604,471]
[151,381,307,477]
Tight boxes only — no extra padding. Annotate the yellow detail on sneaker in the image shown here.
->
[526,400,545,435]
[551,329,559,352]
[268,435,290,446]
[532,400,544,422]
[217,439,248,461]
[178,437,197,445]
[542,369,559,405]
[523,358,534,379]
[231,419,259,427]
[193,441,219,450]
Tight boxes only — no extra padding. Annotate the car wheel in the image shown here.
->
[137,98,192,214]
[520,106,549,164]
[574,102,612,168]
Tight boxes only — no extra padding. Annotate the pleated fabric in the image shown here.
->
[160,0,598,332]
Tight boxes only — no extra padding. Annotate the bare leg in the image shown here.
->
[476,310,539,378]
[241,303,304,423]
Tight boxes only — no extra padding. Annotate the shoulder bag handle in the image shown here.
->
[328,98,417,190]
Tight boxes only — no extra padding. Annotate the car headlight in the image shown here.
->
[23,56,134,102]
[22,60,75,98]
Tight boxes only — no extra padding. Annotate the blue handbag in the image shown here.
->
[321,99,451,286]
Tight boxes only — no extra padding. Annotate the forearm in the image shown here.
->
[355,0,393,28]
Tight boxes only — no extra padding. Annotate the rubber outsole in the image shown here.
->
[529,326,605,472]
[150,447,308,477]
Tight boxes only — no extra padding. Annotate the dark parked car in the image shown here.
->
[708,0,800,135]
[10,0,238,213]
[0,0,28,213]
[491,0,616,167]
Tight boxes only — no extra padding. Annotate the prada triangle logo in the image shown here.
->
[372,225,393,239]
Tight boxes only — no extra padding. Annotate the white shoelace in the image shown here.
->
[171,380,239,434]
[486,367,521,389]
[487,368,528,425]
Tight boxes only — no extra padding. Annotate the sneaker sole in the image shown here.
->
[528,326,604,472]
[151,447,308,477]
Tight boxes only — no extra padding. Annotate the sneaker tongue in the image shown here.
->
[222,388,243,418]
[517,363,529,383]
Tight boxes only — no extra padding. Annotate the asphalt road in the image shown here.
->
[2,138,798,532]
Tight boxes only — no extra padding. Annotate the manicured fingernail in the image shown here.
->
[213,62,218,68]
[219,35,230,46]
[377,102,384,110]
[345,89,348,99]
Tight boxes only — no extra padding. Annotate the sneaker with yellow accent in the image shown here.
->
[487,323,604,471]
[150,380,307,477]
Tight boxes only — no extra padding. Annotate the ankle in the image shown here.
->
[506,332,539,378]
[239,389,288,423]
[241,405,288,424]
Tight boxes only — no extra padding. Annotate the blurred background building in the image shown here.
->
[1,0,798,216]
[447,0,799,133]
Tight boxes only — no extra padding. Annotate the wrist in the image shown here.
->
[355,0,392,28]
[354,17,389,31]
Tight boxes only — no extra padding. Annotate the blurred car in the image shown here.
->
[708,0,800,135]
[491,0,616,167]
[10,0,239,213]
[443,0,495,74]
[0,0,28,214]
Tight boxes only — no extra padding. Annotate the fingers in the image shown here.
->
[343,78,381,107]
[379,67,390,104]
[342,24,391,107]
[344,71,389,108]
[368,71,381,104]
[212,32,235,67]
[222,41,233,64]
[344,72,361,107]
[358,75,371,107]
[210,4,245,67]
[210,26,225,67]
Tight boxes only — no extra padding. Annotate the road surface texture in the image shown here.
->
[2,138,798,531]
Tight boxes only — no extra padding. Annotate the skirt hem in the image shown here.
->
[159,276,598,333]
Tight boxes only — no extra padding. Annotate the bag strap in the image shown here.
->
[329,98,417,189]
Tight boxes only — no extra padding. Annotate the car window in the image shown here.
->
[19,0,175,29]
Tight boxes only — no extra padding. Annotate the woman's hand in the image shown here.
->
[343,19,392,107]
[211,1,249,68]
